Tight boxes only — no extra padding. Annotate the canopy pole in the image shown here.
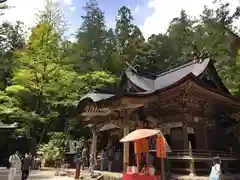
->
[161,158,165,180]
[123,119,130,172]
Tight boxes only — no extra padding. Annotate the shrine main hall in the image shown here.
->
[77,58,240,176]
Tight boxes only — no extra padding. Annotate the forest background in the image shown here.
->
[0,0,239,165]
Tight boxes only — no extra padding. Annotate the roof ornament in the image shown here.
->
[191,42,210,63]
[125,56,139,73]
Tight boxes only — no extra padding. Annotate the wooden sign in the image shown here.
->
[156,136,166,158]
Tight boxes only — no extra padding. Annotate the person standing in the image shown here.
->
[35,156,41,170]
[88,153,95,176]
[81,146,88,170]
[209,157,223,180]
[74,153,82,180]
[107,145,114,172]
[21,153,32,180]
[8,151,21,180]
[28,152,33,169]
[100,149,105,171]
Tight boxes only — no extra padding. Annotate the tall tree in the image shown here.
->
[6,1,82,144]
[38,0,67,36]
[0,21,25,89]
[74,0,107,72]
[167,10,196,61]
[115,6,145,69]
[0,0,8,16]
[115,6,134,54]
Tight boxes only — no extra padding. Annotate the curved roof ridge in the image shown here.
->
[153,58,210,90]
[156,58,210,78]
[125,71,154,91]
[124,58,210,91]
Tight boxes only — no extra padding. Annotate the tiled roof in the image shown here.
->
[126,58,210,91]
[79,58,210,103]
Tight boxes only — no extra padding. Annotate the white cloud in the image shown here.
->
[69,6,76,12]
[64,0,72,5]
[133,5,140,14]
[0,0,45,28]
[0,0,75,33]
[142,0,240,39]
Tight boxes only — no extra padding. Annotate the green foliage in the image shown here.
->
[79,71,118,92]
[0,21,25,90]
[37,132,67,166]
[0,2,9,16]
[0,0,239,155]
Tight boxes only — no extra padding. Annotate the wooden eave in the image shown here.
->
[187,74,240,106]
[78,74,240,126]
[206,61,230,94]
[127,79,146,92]
[87,73,240,107]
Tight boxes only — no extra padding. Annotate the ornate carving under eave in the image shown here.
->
[84,102,98,112]
[81,108,112,117]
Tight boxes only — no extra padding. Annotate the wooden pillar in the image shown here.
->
[203,125,209,150]
[123,125,130,172]
[182,125,188,150]
[223,161,229,174]
[91,127,98,161]
[189,141,195,176]
[195,118,208,150]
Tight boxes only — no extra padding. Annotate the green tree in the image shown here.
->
[115,6,134,54]
[0,0,8,16]
[6,1,83,144]
[38,0,67,36]
[167,10,196,61]
[0,21,26,89]
[74,0,107,72]
[115,6,146,72]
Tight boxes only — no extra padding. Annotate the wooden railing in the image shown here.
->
[168,149,239,158]
[150,149,240,175]
[150,149,239,159]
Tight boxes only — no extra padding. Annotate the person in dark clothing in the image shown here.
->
[74,153,82,180]
[21,153,32,180]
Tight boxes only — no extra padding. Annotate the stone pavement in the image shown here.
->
[29,170,73,180]
[0,168,74,180]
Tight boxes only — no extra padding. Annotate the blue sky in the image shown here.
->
[58,0,152,38]
[1,0,239,40]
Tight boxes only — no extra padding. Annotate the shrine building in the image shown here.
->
[77,58,240,176]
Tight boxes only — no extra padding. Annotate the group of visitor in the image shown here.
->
[8,151,33,180]
[74,145,96,178]
[99,144,122,172]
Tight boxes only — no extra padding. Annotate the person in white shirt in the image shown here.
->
[8,151,21,180]
[88,153,95,176]
[209,157,222,180]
